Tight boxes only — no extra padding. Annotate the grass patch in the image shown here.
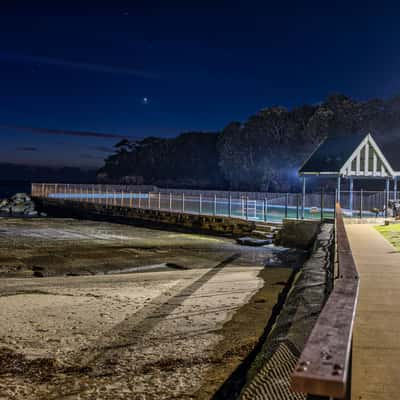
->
[375,224,400,251]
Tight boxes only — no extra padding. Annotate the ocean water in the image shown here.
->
[0,182,31,199]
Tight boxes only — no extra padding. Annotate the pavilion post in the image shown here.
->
[349,177,354,215]
[301,176,306,219]
[337,176,341,205]
[394,177,398,201]
[385,178,390,217]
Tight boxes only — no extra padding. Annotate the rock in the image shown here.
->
[10,204,26,214]
[12,193,30,201]
[26,210,38,217]
[236,237,273,246]
[0,193,38,216]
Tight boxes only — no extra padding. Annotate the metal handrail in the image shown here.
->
[291,203,359,399]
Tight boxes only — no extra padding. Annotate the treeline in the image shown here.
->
[97,94,400,191]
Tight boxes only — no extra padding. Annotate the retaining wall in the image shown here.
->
[240,223,334,399]
[276,219,321,250]
[33,197,256,237]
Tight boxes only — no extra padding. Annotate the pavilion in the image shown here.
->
[298,133,400,217]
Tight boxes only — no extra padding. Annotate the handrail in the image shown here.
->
[291,203,359,399]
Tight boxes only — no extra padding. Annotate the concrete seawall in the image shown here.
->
[33,197,256,237]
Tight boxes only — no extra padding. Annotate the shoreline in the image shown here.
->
[0,216,298,399]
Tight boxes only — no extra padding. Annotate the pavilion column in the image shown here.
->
[301,176,306,219]
[349,177,354,214]
[394,177,398,201]
[386,177,390,217]
[337,176,341,205]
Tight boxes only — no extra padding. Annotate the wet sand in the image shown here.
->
[0,218,294,399]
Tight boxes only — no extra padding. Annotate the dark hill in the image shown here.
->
[98,94,400,191]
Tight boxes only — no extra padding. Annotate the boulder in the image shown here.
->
[0,199,9,208]
[26,210,38,217]
[10,204,26,214]
[236,237,273,246]
[0,193,39,216]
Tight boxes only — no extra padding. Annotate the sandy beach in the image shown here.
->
[0,218,294,399]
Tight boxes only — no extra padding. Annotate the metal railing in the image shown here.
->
[31,183,336,223]
[291,203,359,399]
[31,183,399,223]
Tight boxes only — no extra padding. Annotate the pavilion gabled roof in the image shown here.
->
[299,133,396,178]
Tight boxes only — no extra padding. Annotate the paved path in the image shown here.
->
[346,224,400,400]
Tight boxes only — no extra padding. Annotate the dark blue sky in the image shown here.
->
[1,2,399,168]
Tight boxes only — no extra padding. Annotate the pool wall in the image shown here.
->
[33,197,257,237]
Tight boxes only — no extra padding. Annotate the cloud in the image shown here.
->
[80,153,105,160]
[0,125,137,140]
[92,145,115,153]
[0,52,159,79]
[16,146,38,152]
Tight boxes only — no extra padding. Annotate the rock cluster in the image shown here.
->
[0,193,43,216]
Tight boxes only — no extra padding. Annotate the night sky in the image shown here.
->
[0,2,399,168]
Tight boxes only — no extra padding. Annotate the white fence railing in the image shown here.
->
[31,183,399,222]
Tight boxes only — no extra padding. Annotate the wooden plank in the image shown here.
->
[291,204,359,399]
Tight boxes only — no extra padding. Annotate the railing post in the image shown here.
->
[334,190,337,220]
[228,195,232,217]
[264,197,268,222]
[129,192,133,208]
[105,189,108,207]
[241,196,244,218]
[158,192,161,210]
[169,192,172,210]
[320,189,324,221]
[245,196,249,220]
[285,193,288,219]
[113,190,116,206]
[359,189,363,219]
[182,193,185,212]
[121,190,124,207]
[148,192,151,209]
[138,191,141,208]
[213,194,217,216]
[199,193,202,214]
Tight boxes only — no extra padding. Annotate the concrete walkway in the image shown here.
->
[346,224,400,400]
